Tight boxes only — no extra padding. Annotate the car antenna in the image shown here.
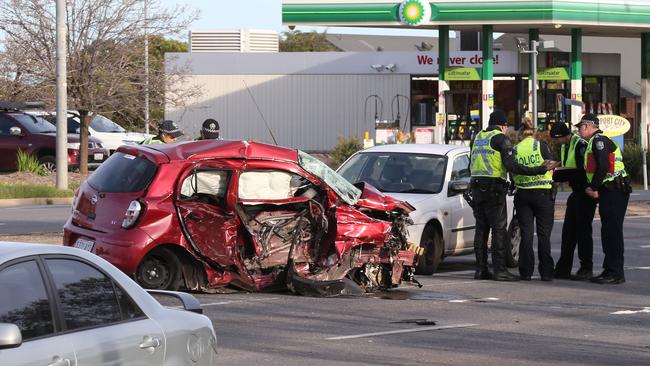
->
[242,80,278,145]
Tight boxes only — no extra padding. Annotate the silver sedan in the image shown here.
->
[0,242,217,365]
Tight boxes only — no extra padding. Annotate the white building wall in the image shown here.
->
[167,74,410,151]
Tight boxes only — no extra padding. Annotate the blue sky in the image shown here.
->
[164,0,438,37]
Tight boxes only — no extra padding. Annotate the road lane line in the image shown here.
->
[641,245,650,248]
[326,323,478,340]
[611,307,650,315]
[624,266,650,270]
[201,297,281,307]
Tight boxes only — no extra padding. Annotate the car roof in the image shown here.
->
[357,143,469,156]
[132,140,300,164]
[0,242,93,263]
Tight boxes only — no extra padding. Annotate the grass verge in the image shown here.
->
[0,183,76,199]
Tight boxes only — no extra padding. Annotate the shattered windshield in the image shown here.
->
[298,151,361,205]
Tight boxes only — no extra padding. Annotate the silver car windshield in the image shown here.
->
[338,152,447,194]
[91,115,126,133]
[298,151,361,205]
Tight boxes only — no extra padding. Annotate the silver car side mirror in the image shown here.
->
[9,127,23,136]
[0,323,22,350]
[448,178,471,197]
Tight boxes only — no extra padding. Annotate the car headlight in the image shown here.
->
[66,142,80,149]
[122,200,143,228]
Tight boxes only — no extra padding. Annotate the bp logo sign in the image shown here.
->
[399,0,431,26]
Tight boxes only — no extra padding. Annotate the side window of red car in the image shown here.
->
[179,168,231,206]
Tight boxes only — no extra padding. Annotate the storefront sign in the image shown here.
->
[444,67,481,80]
[598,114,630,137]
[537,67,570,80]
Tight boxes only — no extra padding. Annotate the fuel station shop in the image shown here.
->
[279,0,650,151]
[167,1,650,152]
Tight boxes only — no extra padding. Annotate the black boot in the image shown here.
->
[493,270,520,281]
[492,233,519,282]
[474,243,493,280]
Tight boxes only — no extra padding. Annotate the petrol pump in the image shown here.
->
[443,89,481,144]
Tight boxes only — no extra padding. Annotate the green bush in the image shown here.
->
[331,136,363,168]
[16,150,47,176]
[623,143,650,183]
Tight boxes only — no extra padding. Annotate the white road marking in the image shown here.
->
[478,297,500,301]
[449,300,468,303]
[0,223,5,225]
[200,297,281,307]
[420,280,476,287]
[326,323,478,340]
[640,245,650,248]
[611,307,650,315]
[625,266,650,270]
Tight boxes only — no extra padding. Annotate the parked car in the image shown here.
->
[0,242,217,365]
[337,143,518,274]
[63,140,420,296]
[0,104,109,172]
[64,112,153,154]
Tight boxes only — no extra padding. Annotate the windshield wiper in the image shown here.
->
[397,188,435,194]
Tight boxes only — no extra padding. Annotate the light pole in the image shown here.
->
[144,0,150,135]
[515,37,554,130]
[55,0,68,189]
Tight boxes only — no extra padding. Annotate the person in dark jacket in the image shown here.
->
[512,119,556,281]
[196,118,221,140]
[140,120,183,144]
[550,121,596,281]
[576,113,631,284]
[469,110,556,281]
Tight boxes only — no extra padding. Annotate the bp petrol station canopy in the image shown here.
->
[282,0,650,36]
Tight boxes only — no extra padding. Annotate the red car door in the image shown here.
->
[175,166,239,265]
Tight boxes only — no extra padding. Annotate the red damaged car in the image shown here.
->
[63,140,420,296]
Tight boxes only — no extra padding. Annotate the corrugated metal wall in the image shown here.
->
[167,74,410,151]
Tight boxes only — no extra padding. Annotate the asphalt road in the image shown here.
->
[1,205,649,365]
[189,217,650,366]
[0,204,70,235]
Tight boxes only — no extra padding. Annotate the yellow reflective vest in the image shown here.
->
[513,137,553,189]
[470,129,507,180]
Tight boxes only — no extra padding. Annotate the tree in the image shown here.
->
[0,0,202,176]
[279,30,339,52]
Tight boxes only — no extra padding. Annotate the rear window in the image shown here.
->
[87,152,157,192]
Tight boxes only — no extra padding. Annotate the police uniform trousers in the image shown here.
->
[554,190,597,275]
[471,181,509,272]
[514,189,555,278]
[598,187,629,278]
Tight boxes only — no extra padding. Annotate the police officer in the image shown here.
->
[140,120,183,144]
[576,113,631,284]
[550,122,596,281]
[196,118,221,140]
[470,110,555,281]
[512,120,556,281]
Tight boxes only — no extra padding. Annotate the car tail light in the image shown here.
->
[122,200,143,228]
[67,149,79,164]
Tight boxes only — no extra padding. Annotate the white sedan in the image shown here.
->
[0,242,217,365]
[338,144,517,275]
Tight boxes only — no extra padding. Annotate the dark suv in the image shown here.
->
[0,104,109,171]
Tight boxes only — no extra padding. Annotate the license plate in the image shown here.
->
[74,238,95,252]
[93,153,103,161]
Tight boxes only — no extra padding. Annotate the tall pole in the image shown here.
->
[55,0,68,189]
[144,0,150,135]
[532,41,538,130]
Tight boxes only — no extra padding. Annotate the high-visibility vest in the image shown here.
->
[584,133,627,183]
[470,129,507,180]
[560,134,582,169]
[512,137,553,189]
[139,136,164,145]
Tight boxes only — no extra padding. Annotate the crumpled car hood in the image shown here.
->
[354,182,415,213]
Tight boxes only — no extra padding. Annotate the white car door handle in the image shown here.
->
[47,356,71,366]
[139,335,161,350]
